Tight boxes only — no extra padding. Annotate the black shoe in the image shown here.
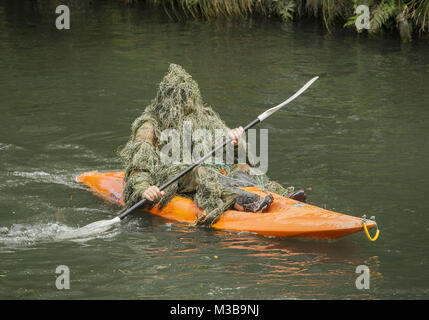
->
[286,190,306,203]
[243,194,274,213]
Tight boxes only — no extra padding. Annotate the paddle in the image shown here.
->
[57,76,319,240]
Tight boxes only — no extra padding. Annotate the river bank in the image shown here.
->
[119,0,429,42]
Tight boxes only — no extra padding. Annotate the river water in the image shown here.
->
[0,1,428,299]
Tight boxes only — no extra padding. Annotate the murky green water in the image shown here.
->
[1,1,428,299]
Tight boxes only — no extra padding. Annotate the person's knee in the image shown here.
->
[193,166,209,184]
[195,166,208,177]
[238,163,250,172]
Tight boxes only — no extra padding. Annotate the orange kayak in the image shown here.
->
[77,171,376,239]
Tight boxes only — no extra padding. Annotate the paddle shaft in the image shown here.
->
[118,118,260,220]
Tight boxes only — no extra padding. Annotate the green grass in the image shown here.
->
[119,0,429,41]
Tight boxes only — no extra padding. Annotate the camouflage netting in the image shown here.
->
[119,63,294,226]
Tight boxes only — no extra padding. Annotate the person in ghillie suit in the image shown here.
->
[119,64,306,226]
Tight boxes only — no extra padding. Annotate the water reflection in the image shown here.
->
[113,218,383,298]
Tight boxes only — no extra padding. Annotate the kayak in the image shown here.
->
[76,171,376,239]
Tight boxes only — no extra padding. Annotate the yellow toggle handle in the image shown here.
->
[363,221,380,242]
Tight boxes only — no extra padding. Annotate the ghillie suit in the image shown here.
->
[119,64,294,226]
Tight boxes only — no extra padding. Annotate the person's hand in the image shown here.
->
[227,126,244,146]
[143,186,164,201]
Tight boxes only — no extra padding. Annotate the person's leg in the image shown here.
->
[180,165,274,225]
[182,166,238,226]
[228,164,292,196]
[224,164,275,212]
[230,166,307,202]
[254,174,306,202]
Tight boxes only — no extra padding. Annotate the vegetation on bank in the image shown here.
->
[121,0,429,41]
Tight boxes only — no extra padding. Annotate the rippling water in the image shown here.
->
[0,1,428,299]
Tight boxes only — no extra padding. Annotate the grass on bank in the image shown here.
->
[121,0,429,42]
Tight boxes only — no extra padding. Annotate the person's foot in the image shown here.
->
[242,194,274,213]
[286,190,306,203]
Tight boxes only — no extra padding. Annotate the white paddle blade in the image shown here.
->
[257,76,319,122]
[55,217,121,240]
